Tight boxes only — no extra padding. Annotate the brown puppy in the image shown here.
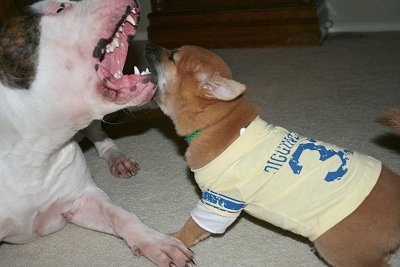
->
[145,44,400,267]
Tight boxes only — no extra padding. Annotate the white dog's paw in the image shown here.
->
[129,234,195,267]
[108,153,140,178]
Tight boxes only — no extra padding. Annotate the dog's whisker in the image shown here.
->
[122,107,136,116]
[100,118,122,125]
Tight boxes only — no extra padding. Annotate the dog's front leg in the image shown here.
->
[81,120,139,178]
[171,217,211,247]
[63,188,194,267]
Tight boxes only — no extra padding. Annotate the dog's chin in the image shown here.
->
[97,78,156,107]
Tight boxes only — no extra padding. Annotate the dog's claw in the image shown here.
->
[169,262,193,267]
[127,231,195,267]
[185,260,195,267]
[132,245,143,257]
[109,155,140,178]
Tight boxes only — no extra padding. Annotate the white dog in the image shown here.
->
[0,1,193,266]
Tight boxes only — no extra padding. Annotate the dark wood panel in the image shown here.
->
[0,0,36,23]
[148,1,324,48]
[149,22,320,48]
[149,7,318,26]
[151,0,314,12]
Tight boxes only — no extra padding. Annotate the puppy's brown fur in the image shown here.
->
[146,44,400,267]
[379,108,400,133]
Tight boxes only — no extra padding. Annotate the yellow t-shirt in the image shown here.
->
[192,117,381,241]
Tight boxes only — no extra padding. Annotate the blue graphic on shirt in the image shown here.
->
[289,138,352,182]
[201,190,246,213]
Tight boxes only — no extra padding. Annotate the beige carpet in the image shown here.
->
[1,32,400,267]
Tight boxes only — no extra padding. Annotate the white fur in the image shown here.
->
[0,1,192,266]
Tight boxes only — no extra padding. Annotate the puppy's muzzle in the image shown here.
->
[145,43,162,74]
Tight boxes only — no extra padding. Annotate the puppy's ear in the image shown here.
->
[200,75,246,101]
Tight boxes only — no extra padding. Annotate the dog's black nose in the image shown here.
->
[145,43,161,62]
[145,43,162,74]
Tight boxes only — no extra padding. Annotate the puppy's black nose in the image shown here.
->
[145,43,161,62]
[145,43,162,74]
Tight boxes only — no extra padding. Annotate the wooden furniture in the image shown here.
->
[0,0,35,23]
[148,0,326,48]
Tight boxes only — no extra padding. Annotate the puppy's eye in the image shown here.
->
[168,49,179,63]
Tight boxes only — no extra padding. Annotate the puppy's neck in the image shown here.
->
[184,129,202,144]
[185,97,259,169]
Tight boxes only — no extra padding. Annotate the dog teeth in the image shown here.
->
[133,67,151,75]
[113,70,123,79]
[106,36,120,53]
[106,13,136,54]
[113,67,151,79]
[141,68,151,75]
[134,66,140,75]
[112,37,119,48]
[126,15,136,26]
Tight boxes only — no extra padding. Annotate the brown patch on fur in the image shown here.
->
[378,108,400,133]
[0,13,40,89]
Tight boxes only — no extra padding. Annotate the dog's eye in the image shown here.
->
[57,3,66,13]
[168,49,178,63]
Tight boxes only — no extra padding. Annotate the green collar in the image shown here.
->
[184,129,202,143]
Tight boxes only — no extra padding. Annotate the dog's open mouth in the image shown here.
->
[93,2,155,100]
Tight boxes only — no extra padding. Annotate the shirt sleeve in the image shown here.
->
[191,201,238,234]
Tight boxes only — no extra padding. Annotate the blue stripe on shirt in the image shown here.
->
[201,190,246,213]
